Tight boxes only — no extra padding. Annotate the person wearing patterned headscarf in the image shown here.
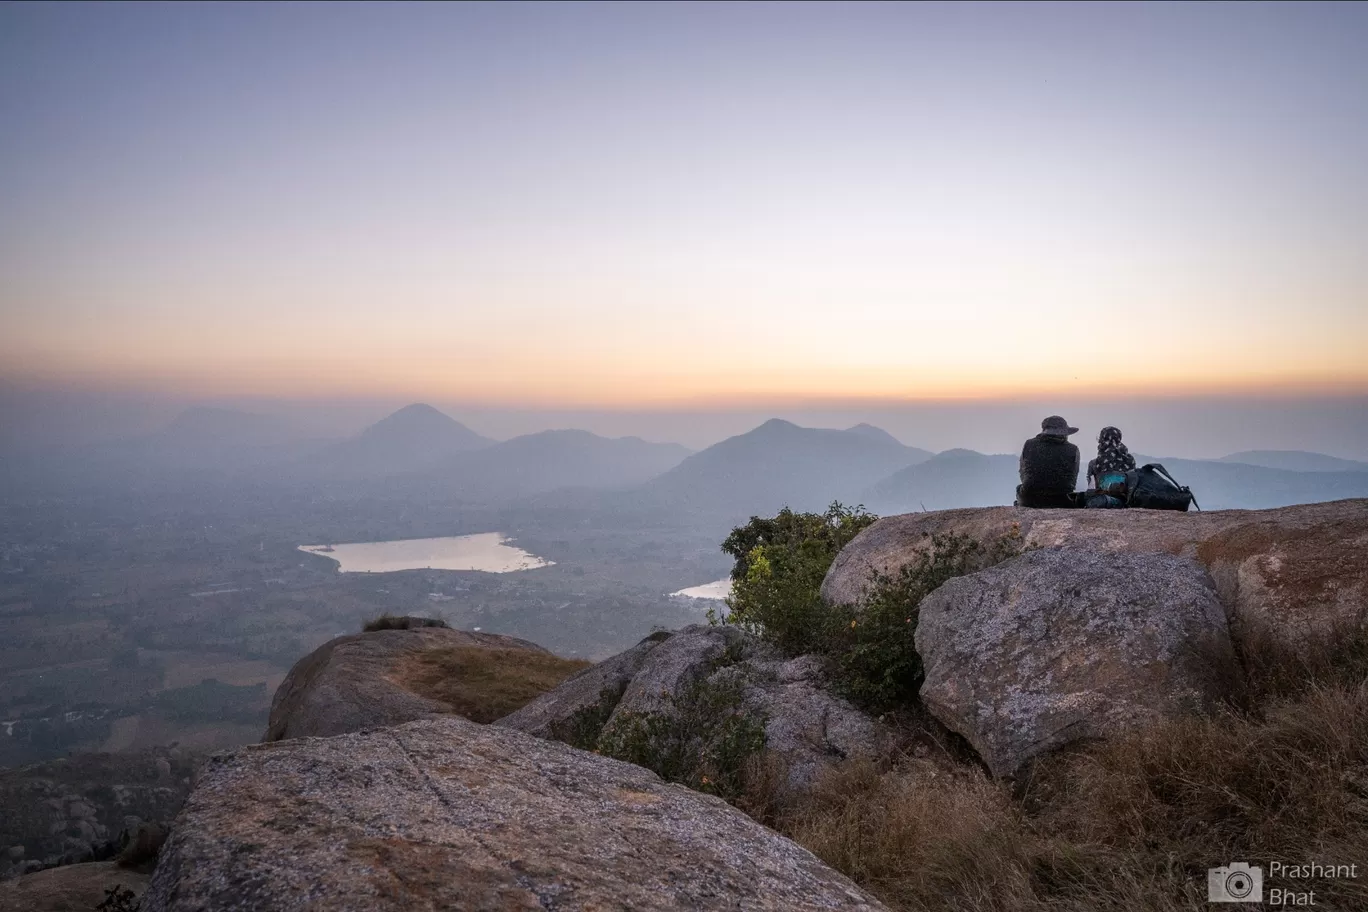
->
[1087,426,1136,492]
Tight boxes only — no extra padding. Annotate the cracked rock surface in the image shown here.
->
[142,717,886,912]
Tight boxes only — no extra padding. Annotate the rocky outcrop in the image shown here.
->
[500,626,892,793]
[263,625,552,741]
[822,500,1368,640]
[143,717,887,912]
[0,749,197,881]
[917,549,1235,778]
[494,632,672,741]
[0,861,149,912]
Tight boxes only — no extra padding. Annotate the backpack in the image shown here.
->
[1125,464,1200,512]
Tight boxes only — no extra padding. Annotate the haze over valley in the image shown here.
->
[5,398,1368,767]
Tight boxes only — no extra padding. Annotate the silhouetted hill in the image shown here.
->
[1218,450,1368,473]
[843,424,934,461]
[308,404,493,479]
[1154,459,1368,509]
[863,448,1368,513]
[429,430,692,500]
[642,419,924,517]
[864,449,1019,512]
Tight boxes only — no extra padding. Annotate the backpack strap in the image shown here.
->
[1146,463,1181,488]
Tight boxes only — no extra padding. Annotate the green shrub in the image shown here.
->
[595,673,767,803]
[834,532,1024,708]
[719,503,877,655]
[97,885,141,912]
[720,506,1022,711]
[548,686,622,751]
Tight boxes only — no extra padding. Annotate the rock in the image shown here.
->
[143,718,887,912]
[496,632,672,740]
[916,549,1235,779]
[501,626,892,795]
[66,801,96,821]
[0,750,198,881]
[263,626,553,741]
[731,654,894,790]
[606,625,751,721]
[822,500,1368,641]
[0,861,149,912]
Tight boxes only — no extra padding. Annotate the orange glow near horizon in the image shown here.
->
[6,341,1367,409]
[4,4,1368,412]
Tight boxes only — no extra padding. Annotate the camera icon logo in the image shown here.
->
[1208,862,1263,903]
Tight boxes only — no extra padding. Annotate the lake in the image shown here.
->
[671,578,732,601]
[298,533,553,574]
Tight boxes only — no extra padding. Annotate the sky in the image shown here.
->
[3,2,1368,417]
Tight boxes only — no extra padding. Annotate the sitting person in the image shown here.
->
[1016,416,1082,508]
[1087,425,1137,495]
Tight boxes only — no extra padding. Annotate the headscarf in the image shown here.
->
[1093,426,1136,475]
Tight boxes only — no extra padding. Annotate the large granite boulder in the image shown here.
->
[822,500,1368,640]
[263,625,566,741]
[916,548,1236,778]
[500,626,892,793]
[143,717,887,912]
[0,749,197,881]
[0,861,149,912]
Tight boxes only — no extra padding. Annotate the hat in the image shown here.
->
[1041,416,1079,437]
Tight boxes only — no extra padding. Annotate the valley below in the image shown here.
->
[3,405,1366,771]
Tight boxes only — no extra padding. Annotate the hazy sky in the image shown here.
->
[3,2,1367,407]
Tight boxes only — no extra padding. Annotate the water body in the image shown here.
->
[671,578,732,601]
[298,534,553,574]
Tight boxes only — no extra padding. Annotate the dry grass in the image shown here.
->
[399,646,590,723]
[1232,612,1368,707]
[780,757,1037,911]
[757,625,1368,912]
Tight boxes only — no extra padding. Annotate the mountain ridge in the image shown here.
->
[643,420,931,517]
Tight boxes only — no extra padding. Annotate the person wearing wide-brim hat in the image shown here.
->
[1016,416,1083,508]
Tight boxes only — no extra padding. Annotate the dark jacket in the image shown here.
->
[1018,434,1080,508]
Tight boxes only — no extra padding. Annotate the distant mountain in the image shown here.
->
[863,448,1368,513]
[864,449,1019,513]
[123,407,328,473]
[157,407,300,449]
[428,429,692,500]
[1152,459,1368,510]
[843,424,932,459]
[0,407,334,496]
[1218,450,1368,473]
[308,404,493,479]
[642,419,927,517]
